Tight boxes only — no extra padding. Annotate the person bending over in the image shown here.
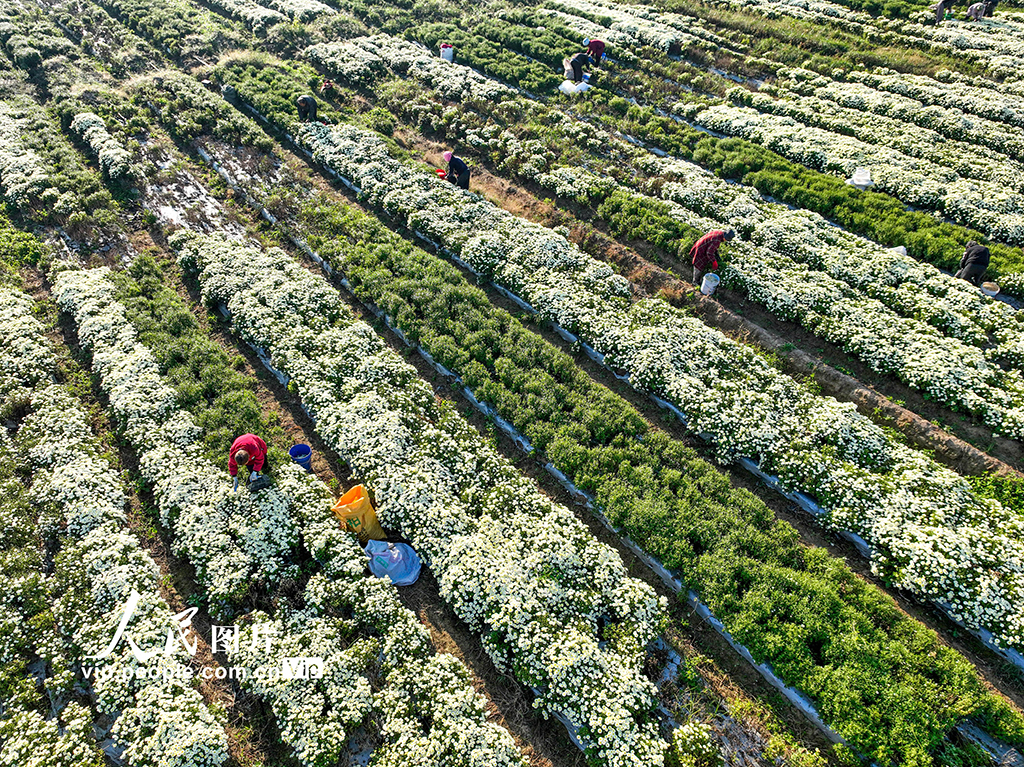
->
[229,433,269,492]
[443,150,470,190]
[955,241,990,286]
[689,229,734,287]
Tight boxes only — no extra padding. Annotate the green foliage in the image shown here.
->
[662,0,974,73]
[211,52,344,131]
[0,6,79,71]
[130,71,275,152]
[473,11,580,68]
[4,34,41,69]
[968,473,1024,516]
[0,215,43,286]
[597,189,702,256]
[109,254,288,465]
[91,0,247,61]
[262,20,310,57]
[365,106,396,136]
[410,22,563,94]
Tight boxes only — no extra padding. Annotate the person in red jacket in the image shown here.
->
[689,229,734,287]
[229,433,268,492]
[584,38,606,65]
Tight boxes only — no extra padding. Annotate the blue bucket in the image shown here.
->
[289,444,313,472]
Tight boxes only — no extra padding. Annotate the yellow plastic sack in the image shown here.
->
[331,484,386,542]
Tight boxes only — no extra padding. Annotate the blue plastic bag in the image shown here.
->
[365,540,421,586]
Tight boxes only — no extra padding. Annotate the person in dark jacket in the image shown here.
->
[443,150,470,190]
[229,433,269,492]
[984,0,998,15]
[689,229,734,287]
[955,241,990,286]
[296,94,317,121]
[563,52,590,83]
[584,38,606,65]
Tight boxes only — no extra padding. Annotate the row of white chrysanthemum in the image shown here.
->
[204,0,286,34]
[0,286,229,767]
[726,87,1024,192]
[0,426,111,767]
[682,101,1024,247]
[844,66,1024,129]
[772,66,1024,161]
[709,0,1024,76]
[70,112,134,181]
[305,34,514,102]
[543,0,733,52]
[169,229,672,767]
[293,120,1024,653]
[263,0,334,22]
[53,266,529,767]
[0,99,50,207]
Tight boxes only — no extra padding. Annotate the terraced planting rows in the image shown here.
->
[2,0,1024,765]
[0,270,229,767]
[283,33,1024,447]
[282,116,1024,651]
[54,264,529,767]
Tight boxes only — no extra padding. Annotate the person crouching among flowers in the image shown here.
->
[229,433,269,492]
